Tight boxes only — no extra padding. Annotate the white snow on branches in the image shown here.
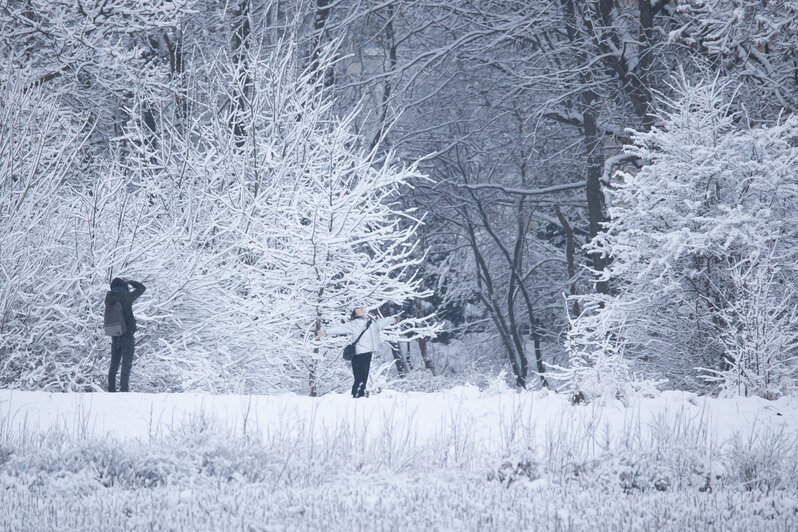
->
[0,45,437,394]
[566,78,798,399]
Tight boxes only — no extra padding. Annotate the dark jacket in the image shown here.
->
[104,281,145,334]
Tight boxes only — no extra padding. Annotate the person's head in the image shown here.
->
[350,307,367,320]
[110,277,128,291]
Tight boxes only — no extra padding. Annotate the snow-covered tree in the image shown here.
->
[567,79,798,398]
[123,42,437,395]
[708,249,798,397]
[0,38,437,394]
[0,75,95,389]
[673,0,798,117]
[264,111,434,396]
[0,0,194,151]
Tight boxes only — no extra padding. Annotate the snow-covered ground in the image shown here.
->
[1,387,797,530]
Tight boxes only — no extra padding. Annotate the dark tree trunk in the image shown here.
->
[230,0,252,149]
[469,190,545,387]
[391,342,409,376]
[555,205,580,317]
[310,0,335,88]
[466,220,528,388]
[380,302,409,376]
[583,103,609,295]
[168,29,187,125]
[562,0,609,294]
[415,298,435,374]
[370,2,398,151]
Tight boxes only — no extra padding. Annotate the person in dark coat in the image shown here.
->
[105,277,146,392]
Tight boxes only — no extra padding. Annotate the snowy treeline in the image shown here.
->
[2,0,797,396]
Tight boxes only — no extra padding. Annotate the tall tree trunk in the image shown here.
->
[381,302,409,376]
[310,0,334,88]
[309,314,322,397]
[466,221,528,387]
[636,0,657,129]
[555,205,581,317]
[415,298,435,374]
[583,105,608,294]
[169,29,187,126]
[370,2,398,151]
[562,0,609,294]
[230,0,252,149]
[470,192,543,387]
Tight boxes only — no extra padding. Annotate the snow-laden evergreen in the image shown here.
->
[567,80,798,398]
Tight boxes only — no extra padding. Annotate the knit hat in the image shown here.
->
[110,277,128,291]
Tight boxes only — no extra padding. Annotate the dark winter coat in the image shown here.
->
[104,281,146,334]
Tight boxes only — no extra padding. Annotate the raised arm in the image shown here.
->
[378,315,400,328]
[316,321,356,340]
[325,322,356,337]
[128,280,146,302]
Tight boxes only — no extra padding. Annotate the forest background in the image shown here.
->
[2,0,797,400]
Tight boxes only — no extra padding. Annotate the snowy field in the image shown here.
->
[1,387,797,531]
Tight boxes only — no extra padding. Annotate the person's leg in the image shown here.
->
[351,353,373,398]
[360,352,372,397]
[351,356,362,397]
[108,337,122,392]
[352,354,368,398]
[119,334,135,392]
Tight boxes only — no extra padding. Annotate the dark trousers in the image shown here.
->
[109,333,134,392]
[351,352,373,398]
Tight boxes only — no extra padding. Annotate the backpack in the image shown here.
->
[104,301,127,337]
[342,320,372,361]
